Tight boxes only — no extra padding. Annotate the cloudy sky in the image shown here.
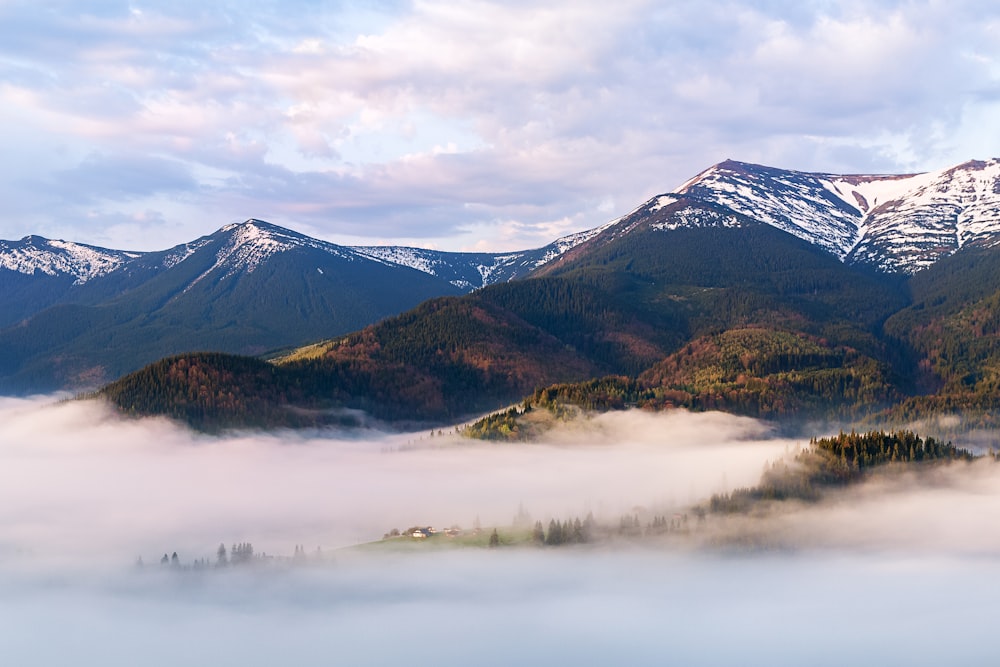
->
[1,1,999,252]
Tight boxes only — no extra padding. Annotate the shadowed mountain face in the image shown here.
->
[0,221,466,392]
[0,219,607,393]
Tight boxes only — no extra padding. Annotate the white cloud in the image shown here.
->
[1,1,999,251]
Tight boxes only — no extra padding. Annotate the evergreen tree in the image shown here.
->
[546,519,563,546]
[532,520,545,544]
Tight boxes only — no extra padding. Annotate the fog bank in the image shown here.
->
[0,398,790,565]
[4,397,1000,665]
[2,550,998,667]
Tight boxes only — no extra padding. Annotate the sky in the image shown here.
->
[1,1,999,253]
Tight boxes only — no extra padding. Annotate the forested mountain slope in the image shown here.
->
[98,223,916,431]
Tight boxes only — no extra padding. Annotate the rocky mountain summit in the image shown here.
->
[601,158,1000,274]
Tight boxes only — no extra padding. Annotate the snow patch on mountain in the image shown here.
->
[215,221,296,274]
[651,204,741,231]
[350,245,531,290]
[676,161,860,258]
[0,237,135,284]
[351,222,616,290]
[475,254,522,285]
[532,220,618,265]
[821,172,934,214]
[161,239,212,269]
[349,246,445,277]
[649,195,680,213]
[840,160,1000,272]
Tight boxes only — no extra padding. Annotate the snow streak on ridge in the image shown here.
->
[350,221,616,290]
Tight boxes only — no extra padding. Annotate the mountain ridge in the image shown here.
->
[0,235,142,284]
[0,218,608,392]
[670,157,1000,272]
[0,218,609,295]
[5,156,1000,290]
[7,156,1000,403]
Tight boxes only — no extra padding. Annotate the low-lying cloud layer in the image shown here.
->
[2,549,998,666]
[4,397,1000,665]
[0,398,789,564]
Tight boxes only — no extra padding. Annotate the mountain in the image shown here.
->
[0,221,463,392]
[0,219,605,393]
[874,243,1000,427]
[94,158,1000,433]
[97,220,915,431]
[20,155,1000,433]
[349,223,614,291]
[0,235,143,328]
[555,158,1000,275]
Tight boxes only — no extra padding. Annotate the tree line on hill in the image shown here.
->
[708,430,976,513]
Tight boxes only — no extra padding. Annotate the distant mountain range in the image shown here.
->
[0,220,609,392]
[93,158,1000,433]
[6,157,1000,404]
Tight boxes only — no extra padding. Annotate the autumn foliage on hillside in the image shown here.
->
[99,296,605,430]
[466,327,900,440]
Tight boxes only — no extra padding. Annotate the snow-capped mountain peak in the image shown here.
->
[215,219,301,270]
[188,219,356,285]
[0,235,139,284]
[666,158,1000,273]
